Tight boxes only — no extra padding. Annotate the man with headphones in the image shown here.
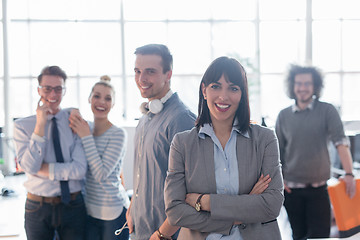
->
[126,44,196,240]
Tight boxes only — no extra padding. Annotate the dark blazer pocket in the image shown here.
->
[261,219,277,225]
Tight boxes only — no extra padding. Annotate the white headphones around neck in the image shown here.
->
[140,90,173,115]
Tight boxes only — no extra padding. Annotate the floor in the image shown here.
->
[0,174,355,240]
[0,174,27,239]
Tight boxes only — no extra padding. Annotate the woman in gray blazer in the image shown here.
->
[164,57,284,240]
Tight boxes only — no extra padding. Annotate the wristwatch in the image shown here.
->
[156,229,172,240]
[195,194,205,212]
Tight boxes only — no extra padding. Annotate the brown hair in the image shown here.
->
[37,66,67,84]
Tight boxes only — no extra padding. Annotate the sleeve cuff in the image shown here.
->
[81,135,92,141]
[31,133,46,143]
[48,163,55,180]
[334,137,350,147]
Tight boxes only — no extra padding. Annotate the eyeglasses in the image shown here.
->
[38,85,66,94]
[114,221,129,236]
[294,82,313,88]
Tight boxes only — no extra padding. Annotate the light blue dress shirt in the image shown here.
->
[131,93,196,240]
[199,123,249,240]
[13,109,87,197]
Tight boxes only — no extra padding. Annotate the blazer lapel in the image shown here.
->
[236,133,251,194]
[201,135,217,193]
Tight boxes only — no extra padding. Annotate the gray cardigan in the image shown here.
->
[164,124,284,240]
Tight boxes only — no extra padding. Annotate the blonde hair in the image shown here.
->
[89,75,115,100]
[100,75,111,82]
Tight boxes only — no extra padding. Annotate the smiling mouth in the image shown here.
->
[47,99,57,103]
[215,103,230,109]
[297,91,310,96]
[95,106,106,111]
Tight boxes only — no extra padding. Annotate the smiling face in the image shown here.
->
[294,73,314,107]
[89,84,114,120]
[202,74,242,127]
[134,54,171,101]
[38,75,65,115]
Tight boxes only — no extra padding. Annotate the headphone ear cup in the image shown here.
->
[148,99,163,114]
[139,102,149,114]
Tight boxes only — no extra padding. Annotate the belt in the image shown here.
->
[27,191,81,204]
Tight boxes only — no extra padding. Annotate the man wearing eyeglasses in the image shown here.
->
[275,64,356,240]
[13,66,87,240]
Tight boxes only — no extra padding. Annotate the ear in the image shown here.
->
[166,70,172,83]
[201,83,207,100]
[37,86,41,96]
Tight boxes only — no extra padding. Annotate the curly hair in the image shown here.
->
[285,64,324,100]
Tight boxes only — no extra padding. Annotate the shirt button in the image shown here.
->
[137,174,140,178]
[224,168,227,172]
[136,193,138,197]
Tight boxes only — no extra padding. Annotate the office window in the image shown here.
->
[321,74,342,107]
[1,0,360,128]
[312,0,360,121]
[343,75,360,120]
[259,0,305,20]
[343,21,360,71]
[313,21,342,72]
[0,24,3,76]
[260,21,306,73]
[212,22,256,63]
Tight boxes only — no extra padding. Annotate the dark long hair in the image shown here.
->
[195,56,250,132]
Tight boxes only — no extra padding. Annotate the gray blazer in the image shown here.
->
[164,124,284,240]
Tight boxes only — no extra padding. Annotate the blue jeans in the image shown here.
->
[284,185,331,240]
[25,193,87,240]
[85,207,129,240]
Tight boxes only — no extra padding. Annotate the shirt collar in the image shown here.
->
[46,108,65,121]
[198,123,249,139]
[292,98,314,113]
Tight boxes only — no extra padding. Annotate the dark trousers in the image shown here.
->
[25,193,87,240]
[284,185,331,240]
[85,207,129,240]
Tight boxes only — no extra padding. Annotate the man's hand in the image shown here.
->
[284,183,292,194]
[37,163,49,178]
[340,175,356,199]
[36,98,52,123]
[34,98,52,137]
